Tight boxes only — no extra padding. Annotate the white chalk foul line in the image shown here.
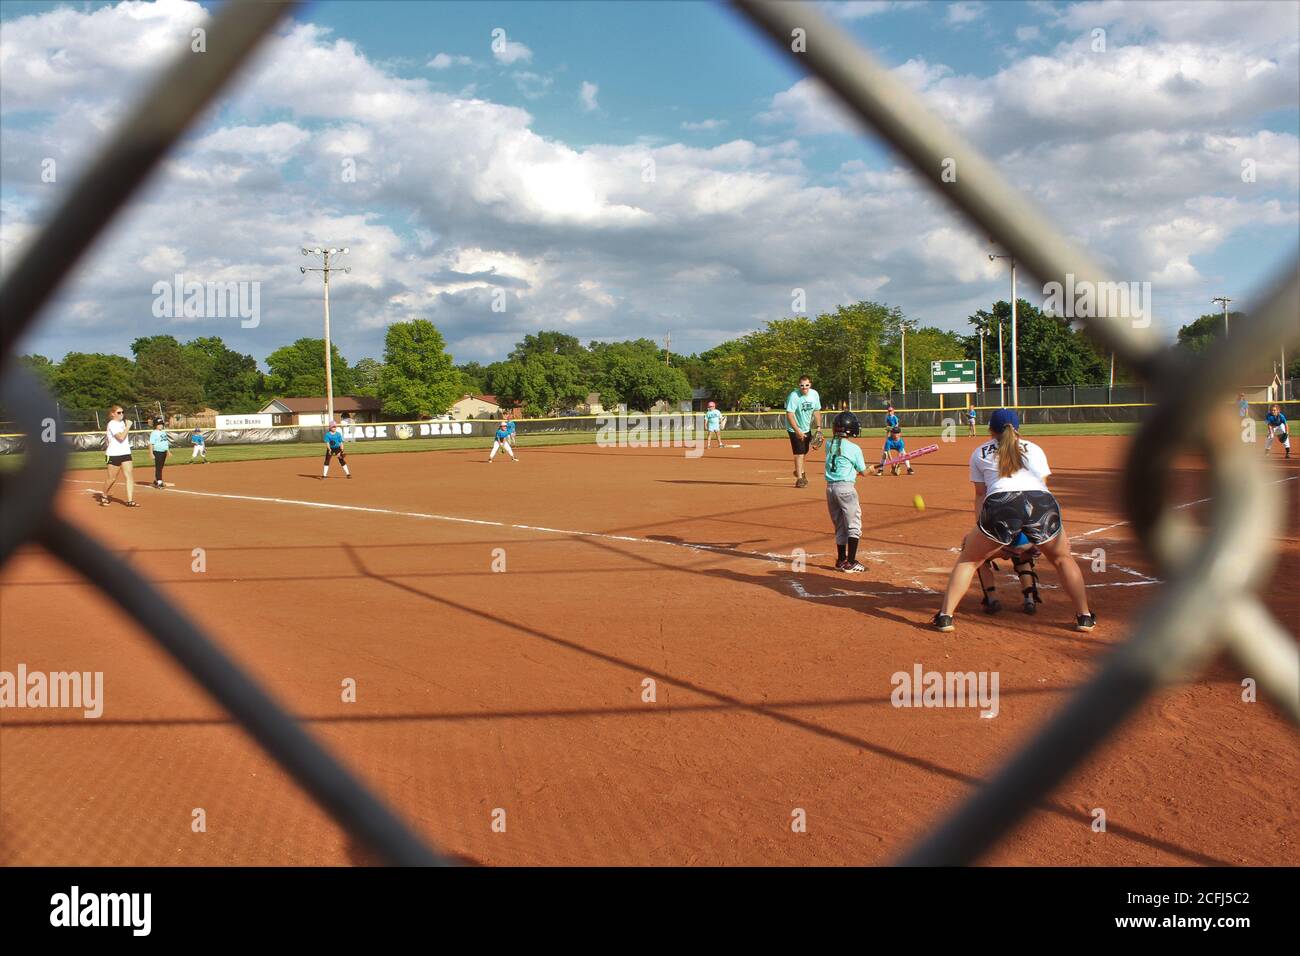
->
[71,481,819,567]
[1074,474,1298,539]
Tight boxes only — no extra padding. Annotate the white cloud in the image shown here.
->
[1015,25,1041,42]
[512,71,553,100]
[428,53,473,70]
[490,30,532,65]
[681,119,727,131]
[823,1,924,20]
[1,0,1295,365]
[579,81,599,112]
[945,2,986,26]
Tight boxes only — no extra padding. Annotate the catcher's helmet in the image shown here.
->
[832,411,860,437]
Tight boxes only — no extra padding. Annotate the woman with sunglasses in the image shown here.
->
[100,405,139,507]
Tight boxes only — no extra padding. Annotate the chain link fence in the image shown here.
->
[0,0,1295,868]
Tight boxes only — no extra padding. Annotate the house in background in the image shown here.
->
[449,394,501,420]
[578,392,604,415]
[260,396,383,426]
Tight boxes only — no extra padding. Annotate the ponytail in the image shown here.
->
[997,426,1024,478]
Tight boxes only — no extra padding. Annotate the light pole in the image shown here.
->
[989,253,1017,406]
[978,326,986,394]
[899,319,915,407]
[997,317,1006,408]
[1211,297,1232,338]
[301,246,350,425]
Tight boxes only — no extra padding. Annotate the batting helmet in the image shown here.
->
[832,411,861,437]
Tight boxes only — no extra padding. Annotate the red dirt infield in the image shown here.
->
[1,435,1296,866]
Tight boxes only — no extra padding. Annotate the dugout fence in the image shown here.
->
[0,0,1295,869]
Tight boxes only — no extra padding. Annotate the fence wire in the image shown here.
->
[732,0,1299,865]
[0,0,445,867]
[0,0,1295,869]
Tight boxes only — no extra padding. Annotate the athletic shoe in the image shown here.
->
[1022,594,1037,615]
[981,594,1001,614]
[841,561,865,573]
[931,613,954,633]
[346,474,352,479]
[795,476,808,488]
[1075,612,1098,632]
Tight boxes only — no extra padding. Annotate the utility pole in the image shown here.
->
[1211,296,1231,337]
[301,246,350,425]
[997,317,1005,408]
[978,326,986,394]
[989,253,1017,406]
[664,334,671,367]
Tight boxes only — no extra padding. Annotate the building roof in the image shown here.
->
[260,396,382,414]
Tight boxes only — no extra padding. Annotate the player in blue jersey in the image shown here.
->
[884,404,900,434]
[489,420,518,462]
[1264,404,1291,458]
[321,421,351,479]
[189,427,208,463]
[870,427,915,476]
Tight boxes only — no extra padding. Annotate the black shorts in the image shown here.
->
[978,491,1062,547]
[107,453,132,466]
[324,446,346,462]
[787,430,811,455]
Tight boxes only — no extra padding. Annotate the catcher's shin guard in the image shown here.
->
[977,561,1001,614]
[1013,553,1042,614]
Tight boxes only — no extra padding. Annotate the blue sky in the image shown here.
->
[2,0,1297,368]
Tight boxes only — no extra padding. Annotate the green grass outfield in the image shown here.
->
[0,422,1138,473]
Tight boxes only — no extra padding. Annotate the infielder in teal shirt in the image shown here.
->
[824,411,867,571]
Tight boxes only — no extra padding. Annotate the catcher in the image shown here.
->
[785,375,823,488]
[974,531,1043,615]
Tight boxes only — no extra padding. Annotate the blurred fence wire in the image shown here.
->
[0,0,1294,870]
[0,0,445,866]
[733,0,1299,865]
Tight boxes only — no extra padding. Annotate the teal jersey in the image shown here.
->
[785,388,821,433]
[149,428,169,452]
[704,409,722,430]
[824,438,866,483]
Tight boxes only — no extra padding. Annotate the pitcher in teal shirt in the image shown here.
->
[824,411,868,571]
[785,375,822,488]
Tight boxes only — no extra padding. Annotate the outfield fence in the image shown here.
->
[0,0,1294,869]
[4,399,1296,455]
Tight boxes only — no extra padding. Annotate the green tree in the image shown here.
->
[590,339,690,410]
[492,351,586,416]
[455,361,487,395]
[1176,311,1242,355]
[508,331,585,362]
[181,336,261,412]
[881,321,967,396]
[352,358,383,398]
[378,320,460,418]
[136,338,204,413]
[966,300,1107,388]
[265,338,355,397]
[16,354,57,393]
[130,334,181,358]
[52,353,138,411]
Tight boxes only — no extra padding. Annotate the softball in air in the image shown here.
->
[913,494,925,511]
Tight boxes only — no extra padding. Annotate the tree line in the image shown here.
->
[18,299,1264,423]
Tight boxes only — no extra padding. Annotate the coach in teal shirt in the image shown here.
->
[785,375,822,488]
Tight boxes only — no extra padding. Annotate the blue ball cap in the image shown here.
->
[989,408,1020,432]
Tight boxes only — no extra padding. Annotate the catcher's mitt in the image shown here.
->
[809,429,825,450]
